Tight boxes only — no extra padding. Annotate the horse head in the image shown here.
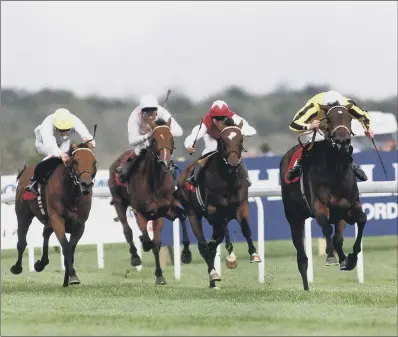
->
[147,118,174,172]
[68,142,97,195]
[320,103,353,153]
[215,118,244,173]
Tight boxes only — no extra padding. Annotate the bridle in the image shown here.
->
[322,105,352,150]
[149,125,175,170]
[219,126,243,167]
[66,148,97,187]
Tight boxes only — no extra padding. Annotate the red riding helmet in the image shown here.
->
[209,100,231,117]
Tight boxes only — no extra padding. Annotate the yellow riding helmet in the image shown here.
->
[53,108,74,130]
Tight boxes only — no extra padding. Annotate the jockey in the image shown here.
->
[184,100,257,187]
[117,94,183,182]
[286,90,374,182]
[25,108,95,194]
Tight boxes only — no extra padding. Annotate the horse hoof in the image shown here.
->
[250,253,261,263]
[130,256,142,267]
[340,254,357,271]
[142,241,153,252]
[210,285,221,290]
[209,269,221,282]
[155,276,167,285]
[226,259,237,269]
[34,259,48,272]
[69,275,81,285]
[325,256,338,266]
[10,264,23,275]
[181,250,192,264]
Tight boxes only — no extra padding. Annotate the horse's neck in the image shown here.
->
[58,167,80,206]
[309,143,350,182]
[143,148,166,193]
[209,153,241,190]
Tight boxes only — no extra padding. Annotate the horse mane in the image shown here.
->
[68,142,90,156]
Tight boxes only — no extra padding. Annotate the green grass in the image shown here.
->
[1,236,397,336]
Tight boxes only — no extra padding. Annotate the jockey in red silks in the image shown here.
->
[184,100,257,187]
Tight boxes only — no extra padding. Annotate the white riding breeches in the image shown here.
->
[35,140,70,161]
[202,133,218,156]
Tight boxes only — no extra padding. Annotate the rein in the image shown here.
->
[65,148,97,187]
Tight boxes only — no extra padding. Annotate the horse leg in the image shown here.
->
[152,218,166,285]
[48,211,73,287]
[10,212,34,275]
[34,225,53,272]
[237,201,261,263]
[188,212,213,283]
[287,214,309,291]
[325,233,338,266]
[111,192,141,266]
[67,223,86,285]
[135,212,153,252]
[207,221,225,289]
[341,204,367,271]
[224,226,237,269]
[333,219,347,267]
[166,204,192,264]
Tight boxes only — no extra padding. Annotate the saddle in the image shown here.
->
[22,156,63,216]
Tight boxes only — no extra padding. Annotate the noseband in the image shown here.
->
[149,125,174,169]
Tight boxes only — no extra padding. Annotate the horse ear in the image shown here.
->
[167,118,172,128]
[319,104,328,111]
[238,119,244,129]
[345,102,353,110]
[72,144,78,151]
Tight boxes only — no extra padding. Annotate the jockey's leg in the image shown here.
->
[117,147,140,183]
[287,149,306,181]
[25,142,48,195]
[240,160,252,187]
[186,162,202,187]
[348,145,367,181]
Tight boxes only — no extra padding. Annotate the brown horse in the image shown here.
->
[176,118,261,289]
[108,118,191,285]
[10,142,97,287]
[280,104,367,291]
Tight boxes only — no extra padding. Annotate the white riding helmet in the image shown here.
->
[323,90,345,106]
[140,95,158,110]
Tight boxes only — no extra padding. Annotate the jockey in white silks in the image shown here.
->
[184,100,257,187]
[25,108,95,194]
[116,94,183,182]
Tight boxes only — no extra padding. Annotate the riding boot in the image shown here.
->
[241,160,252,187]
[25,177,39,195]
[348,146,367,181]
[186,162,202,187]
[117,156,137,183]
[287,156,304,181]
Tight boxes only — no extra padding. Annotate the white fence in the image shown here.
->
[1,180,397,284]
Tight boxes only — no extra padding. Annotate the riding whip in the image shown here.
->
[370,137,388,179]
[163,89,171,109]
[189,118,203,156]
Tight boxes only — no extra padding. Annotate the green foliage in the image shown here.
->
[1,85,396,174]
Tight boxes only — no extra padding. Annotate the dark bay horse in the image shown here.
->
[280,104,367,291]
[10,142,97,287]
[108,118,191,285]
[176,118,261,289]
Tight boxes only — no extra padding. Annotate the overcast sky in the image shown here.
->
[1,1,397,101]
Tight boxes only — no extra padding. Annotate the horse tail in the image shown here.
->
[16,164,27,181]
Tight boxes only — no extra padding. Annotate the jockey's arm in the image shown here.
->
[231,114,257,136]
[40,116,64,157]
[158,107,183,137]
[128,112,150,146]
[184,124,207,149]
[345,99,371,130]
[289,103,321,132]
[72,115,94,143]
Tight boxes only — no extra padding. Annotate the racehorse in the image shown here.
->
[10,142,97,287]
[280,104,367,291]
[176,118,261,289]
[108,118,191,285]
